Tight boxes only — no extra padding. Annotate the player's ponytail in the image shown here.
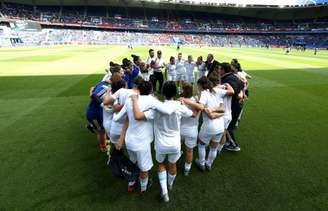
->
[131,54,140,64]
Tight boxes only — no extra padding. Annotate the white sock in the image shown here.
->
[128,181,136,186]
[206,147,218,167]
[167,173,176,187]
[217,144,224,154]
[158,171,168,195]
[139,177,148,192]
[184,162,192,172]
[198,144,206,166]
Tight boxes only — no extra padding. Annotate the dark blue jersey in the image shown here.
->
[86,81,110,123]
[90,81,110,104]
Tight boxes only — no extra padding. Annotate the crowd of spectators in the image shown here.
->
[1,2,328,33]
[6,28,328,48]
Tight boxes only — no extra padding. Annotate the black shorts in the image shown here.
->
[87,116,104,131]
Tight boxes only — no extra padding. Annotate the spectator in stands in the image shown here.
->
[205,54,219,77]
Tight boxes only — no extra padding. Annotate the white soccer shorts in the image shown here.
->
[167,74,176,81]
[156,151,181,164]
[181,135,197,149]
[198,130,223,145]
[127,145,153,172]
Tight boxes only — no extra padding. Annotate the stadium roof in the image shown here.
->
[3,0,328,20]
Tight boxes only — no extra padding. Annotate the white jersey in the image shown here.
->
[185,61,195,76]
[197,62,206,78]
[146,56,156,76]
[214,86,232,120]
[154,100,193,154]
[197,62,206,72]
[199,89,226,135]
[154,57,164,73]
[102,104,114,135]
[166,63,176,76]
[114,96,155,151]
[175,59,186,75]
[113,95,177,151]
[110,88,136,135]
[180,97,200,138]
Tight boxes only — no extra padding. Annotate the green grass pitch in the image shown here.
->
[0,45,327,210]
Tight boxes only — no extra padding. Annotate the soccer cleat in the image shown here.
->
[161,193,170,203]
[128,182,135,192]
[224,143,241,152]
[99,144,108,153]
[195,159,206,172]
[139,178,153,195]
[205,163,212,171]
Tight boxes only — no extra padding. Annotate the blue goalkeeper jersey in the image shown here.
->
[86,81,110,121]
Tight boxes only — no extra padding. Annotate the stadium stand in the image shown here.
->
[0,1,327,48]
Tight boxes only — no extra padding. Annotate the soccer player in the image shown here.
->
[179,82,200,176]
[175,52,186,93]
[231,59,251,98]
[102,71,126,152]
[185,55,195,85]
[86,80,111,152]
[102,62,124,82]
[105,80,129,148]
[131,54,142,73]
[181,77,226,171]
[166,56,176,82]
[115,81,177,195]
[208,70,235,155]
[122,58,139,89]
[196,56,206,79]
[132,81,194,202]
[102,77,142,147]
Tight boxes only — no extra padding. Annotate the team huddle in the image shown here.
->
[85,49,251,202]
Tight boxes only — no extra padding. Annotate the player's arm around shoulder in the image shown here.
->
[177,101,194,118]
[223,83,235,96]
[151,97,176,115]
[113,100,129,122]
[131,95,148,121]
